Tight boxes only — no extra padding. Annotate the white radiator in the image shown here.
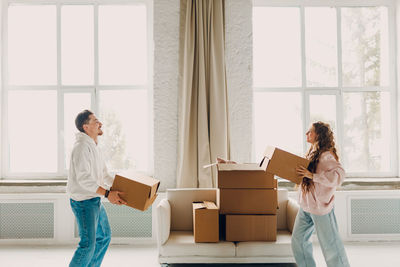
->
[350,197,400,236]
[0,193,162,244]
[73,203,152,238]
[0,202,54,239]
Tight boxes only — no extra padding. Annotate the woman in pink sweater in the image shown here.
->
[293,121,350,267]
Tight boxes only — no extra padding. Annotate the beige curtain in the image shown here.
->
[176,0,230,188]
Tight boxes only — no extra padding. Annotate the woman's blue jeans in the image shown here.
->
[291,207,350,267]
[70,197,111,267]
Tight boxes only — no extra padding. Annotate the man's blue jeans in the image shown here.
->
[70,197,111,267]
[291,207,350,267]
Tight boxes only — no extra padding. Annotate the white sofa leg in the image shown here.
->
[160,264,169,267]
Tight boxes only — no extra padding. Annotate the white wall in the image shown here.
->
[153,0,254,190]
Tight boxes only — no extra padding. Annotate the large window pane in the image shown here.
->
[64,93,92,169]
[8,91,57,172]
[99,90,148,172]
[305,7,338,87]
[342,7,389,87]
[342,92,391,172]
[99,5,147,85]
[253,7,301,87]
[8,5,56,85]
[61,6,94,85]
[309,95,337,134]
[254,92,303,161]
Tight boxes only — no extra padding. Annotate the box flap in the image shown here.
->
[193,201,218,210]
[116,172,159,187]
[143,193,158,211]
[203,201,218,210]
[193,202,207,210]
[149,181,160,198]
[263,146,276,159]
[217,163,264,171]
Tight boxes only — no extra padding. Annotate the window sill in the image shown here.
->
[0,179,67,193]
[0,178,399,193]
[278,177,400,191]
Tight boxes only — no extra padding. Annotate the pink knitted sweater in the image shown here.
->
[298,151,345,215]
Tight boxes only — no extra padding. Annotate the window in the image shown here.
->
[253,0,396,177]
[2,1,152,178]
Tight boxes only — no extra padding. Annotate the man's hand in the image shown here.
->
[108,191,127,205]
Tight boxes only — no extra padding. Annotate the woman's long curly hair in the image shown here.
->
[302,121,339,193]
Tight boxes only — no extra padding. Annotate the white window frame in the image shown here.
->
[1,0,154,179]
[253,0,398,178]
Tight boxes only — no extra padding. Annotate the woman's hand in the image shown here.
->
[217,157,237,164]
[296,165,313,179]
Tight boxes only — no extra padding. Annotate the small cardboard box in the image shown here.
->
[111,173,160,211]
[217,163,276,189]
[260,146,310,184]
[219,188,277,214]
[226,214,277,242]
[192,201,219,243]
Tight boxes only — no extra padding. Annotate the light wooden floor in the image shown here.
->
[0,242,399,267]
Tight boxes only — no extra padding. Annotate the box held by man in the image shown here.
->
[111,173,160,211]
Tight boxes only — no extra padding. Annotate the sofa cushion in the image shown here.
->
[160,231,236,257]
[287,197,299,233]
[236,230,293,257]
[277,189,288,230]
[156,199,171,245]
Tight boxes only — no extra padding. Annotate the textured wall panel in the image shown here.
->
[153,0,180,190]
[351,198,400,234]
[0,203,54,239]
[225,0,253,163]
[74,203,152,238]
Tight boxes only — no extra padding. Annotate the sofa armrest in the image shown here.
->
[286,197,299,233]
[156,198,171,246]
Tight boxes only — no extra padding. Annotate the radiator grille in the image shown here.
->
[0,203,54,239]
[351,198,400,234]
[74,203,152,238]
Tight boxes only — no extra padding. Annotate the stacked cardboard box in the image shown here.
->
[191,146,309,242]
[217,163,278,242]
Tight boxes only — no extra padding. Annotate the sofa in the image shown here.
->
[156,188,299,266]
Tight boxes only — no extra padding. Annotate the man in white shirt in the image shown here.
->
[67,109,126,267]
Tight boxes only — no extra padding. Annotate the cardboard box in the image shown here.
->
[226,214,277,241]
[192,201,219,243]
[260,146,310,184]
[217,163,276,189]
[111,173,160,211]
[219,188,277,214]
